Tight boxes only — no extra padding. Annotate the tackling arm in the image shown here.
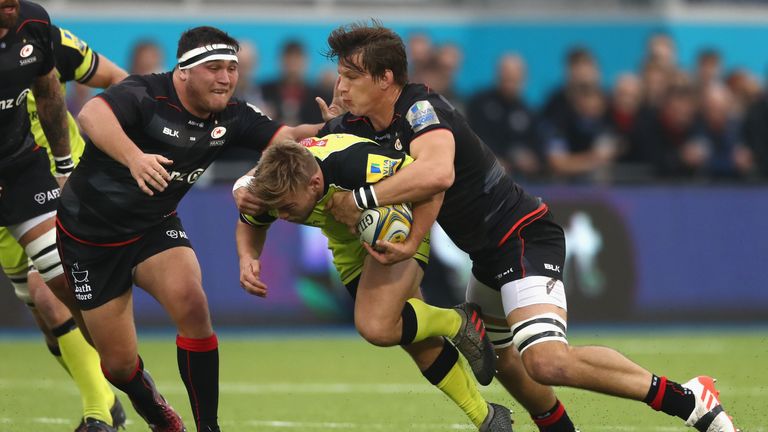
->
[371,129,455,205]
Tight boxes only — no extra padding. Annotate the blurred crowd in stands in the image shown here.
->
[67,32,768,184]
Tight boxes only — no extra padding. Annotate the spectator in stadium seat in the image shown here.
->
[128,39,165,75]
[639,58,673,110]
[407,32,433,84]
[633,83,699,177]
[421,51,465,114]
[466,53,541,178]
[725,68,762,117]
[541,83,618,182]
[261,40,323,125]
[644,32,678,72]
[742,86,768,178]
[685,83,753,178]
[608,73,643,162]
[233,40,265,108]
[540,46,601,125]
[693,48,723,99]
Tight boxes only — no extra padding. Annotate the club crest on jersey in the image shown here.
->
[366,154,401,183]
[20,44,34,58]
[406,100,440,133]
[211,126,227,139]
[300,137,327,147]
[394,139,403,151]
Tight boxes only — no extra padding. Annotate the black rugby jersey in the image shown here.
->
[320,83,543,257]
[57,72,282,243]
[0,0,55,170]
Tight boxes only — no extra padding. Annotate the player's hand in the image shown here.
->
[325,191,361,233]
[240,257,268,297]
[233,184,266,215]
[129,153,173,196]
[362,238,418,265]
[316,76,347,122]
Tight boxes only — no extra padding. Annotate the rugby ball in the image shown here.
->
[357,204,412,248]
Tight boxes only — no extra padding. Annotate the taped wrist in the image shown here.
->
[352,185,379,210]
[54,154,74,176]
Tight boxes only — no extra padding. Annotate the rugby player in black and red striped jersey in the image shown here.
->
[311,21,736,432]
[55,26,335,432]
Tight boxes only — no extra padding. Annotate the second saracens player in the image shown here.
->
[55,26,338,432]
[317,21,737,432]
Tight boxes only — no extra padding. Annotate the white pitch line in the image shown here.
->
[1,417,762,432]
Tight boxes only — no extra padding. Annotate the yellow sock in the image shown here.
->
[427,341,489,427]
[403,298,462,344]
[57,326,115,423]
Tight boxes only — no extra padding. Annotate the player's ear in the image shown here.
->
[380,70,394,90]
[178,67,188,81]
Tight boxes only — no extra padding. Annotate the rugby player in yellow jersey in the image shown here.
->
[0,23,127,431]
[236,134,512,431]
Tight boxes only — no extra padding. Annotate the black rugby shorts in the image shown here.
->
[471,211,566,290]
[56,216,193,310]
[0,150,60,226]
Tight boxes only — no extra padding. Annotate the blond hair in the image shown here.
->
[248,140,318,207]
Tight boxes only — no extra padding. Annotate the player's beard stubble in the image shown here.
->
[0,0,20,29]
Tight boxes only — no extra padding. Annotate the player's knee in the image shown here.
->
[355,319,399,347]
[101,355,139,381]
[522,342,571,385]
[170,287,212,333]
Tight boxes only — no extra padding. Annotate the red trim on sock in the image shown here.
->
[650,376,668,411]
[176,334,219,352]
[533,401,565,427]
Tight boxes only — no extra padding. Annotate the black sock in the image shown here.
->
[46,343,62,357]
[103,356,166,425]
[421,338,459,384]
[51,318,77,338]
[532,400,577,432]
[400,302,418,346]
[644,375,695,420]
[177,334,219,431]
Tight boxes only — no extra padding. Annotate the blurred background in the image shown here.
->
[2,0,768,328]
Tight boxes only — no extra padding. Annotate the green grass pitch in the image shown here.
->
[0,329,765,431]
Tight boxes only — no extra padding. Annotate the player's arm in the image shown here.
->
[77,97,172,196]
[32,68,72,182]
[81,54,127,88]
[372,129,455,204]
[271,123,324,145]
[54,26,127,88]
[326,129,455,229]
[236,218,269,298]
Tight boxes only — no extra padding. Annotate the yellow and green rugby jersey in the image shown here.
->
[28,25,98,173]
[0,26,97,275]
[240,133,430,285]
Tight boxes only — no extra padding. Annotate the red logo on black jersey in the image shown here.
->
[20,44,34,58]
[211,126,227,139]
[300,138,327,147]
